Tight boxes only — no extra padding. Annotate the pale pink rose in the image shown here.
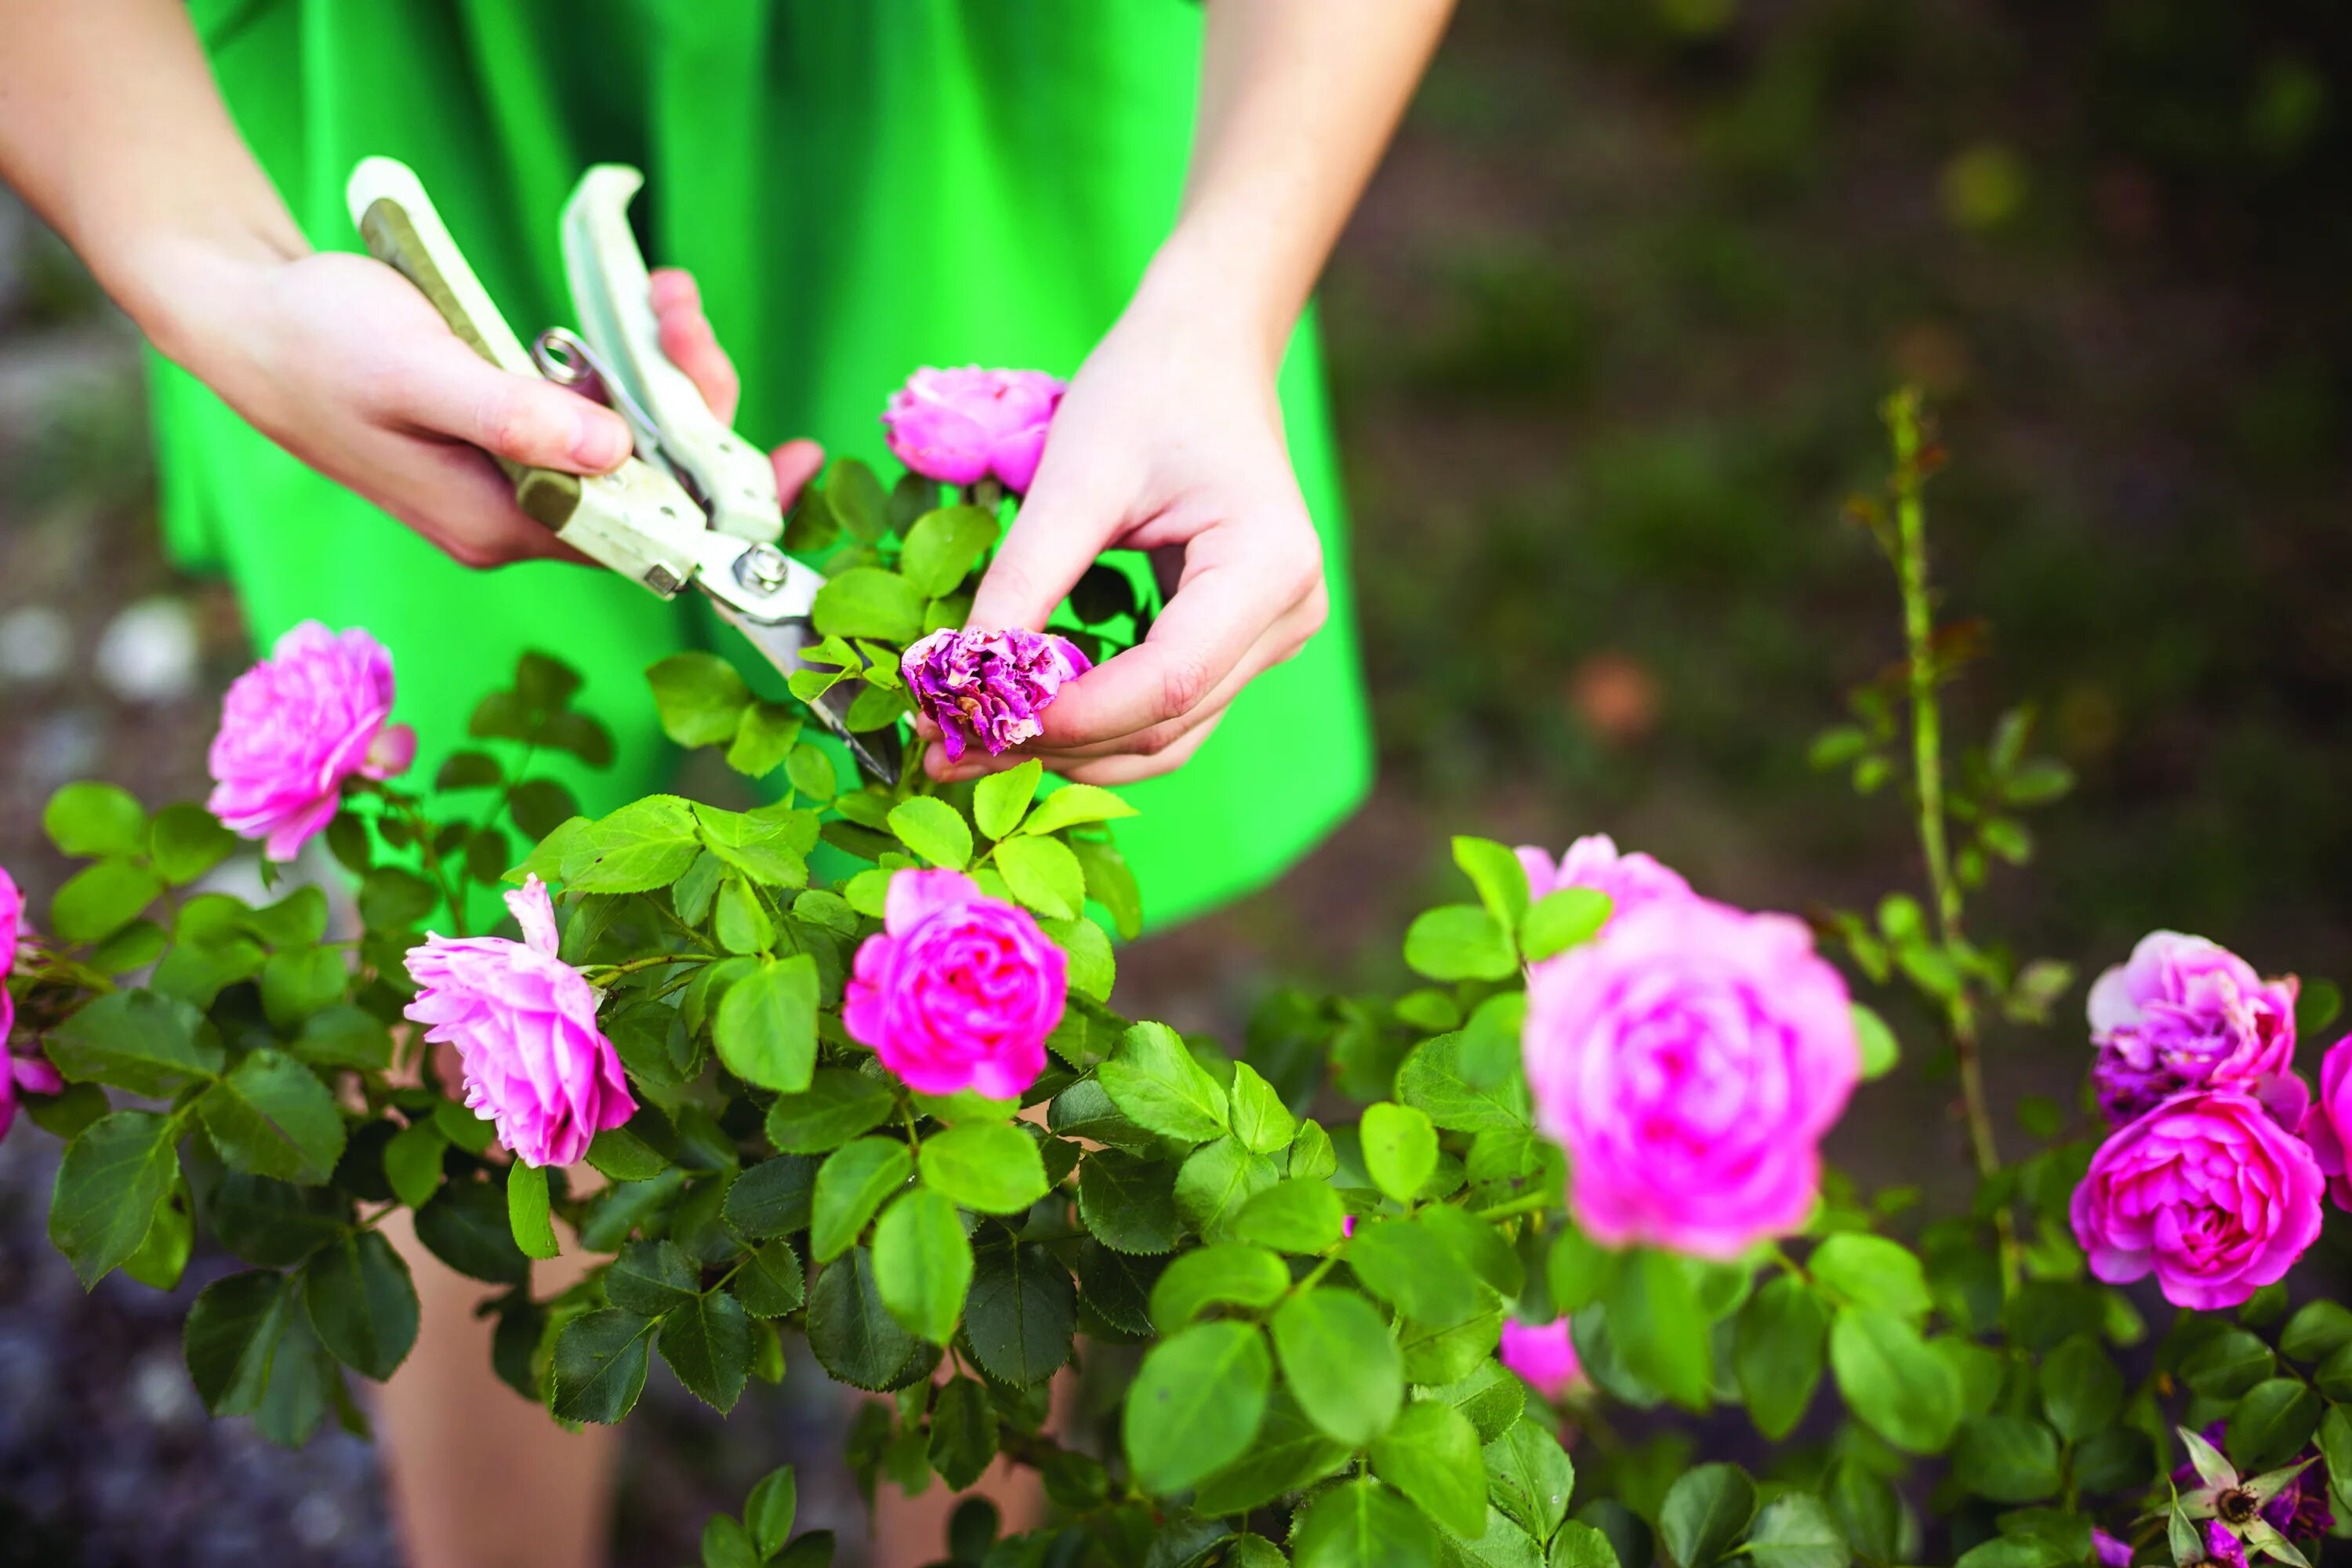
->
[2087,930,2296,1126]
[2071,1090,2322,1311]
[843,869,1065,1099]
[403,877,635,1168]
[1523,898,1859,1258]
[0,865,63,1141]
[207,622,416,861]
[1515,833,1693,924]
[881,366,1065,494]
[1499,1317,1582,1399]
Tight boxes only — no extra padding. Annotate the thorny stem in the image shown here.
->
[1886,389,2017,1294]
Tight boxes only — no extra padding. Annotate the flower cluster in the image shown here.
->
[882,365,1065,495]
[902,626,1092,762]
[207,621,415,861]
[1519,836,1860,1258]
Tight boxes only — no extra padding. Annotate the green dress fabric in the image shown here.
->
[161,0,1372,929]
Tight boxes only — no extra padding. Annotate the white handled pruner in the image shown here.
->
[344,157,900,782]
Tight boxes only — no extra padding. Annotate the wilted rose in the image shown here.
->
[1523,897,1859,1258]
[404,876,636,1168]
[882,366,1065,494]
[902,627,1091,762]
[1515,833,1692,924]
[207,622,416,861]
[843,869,1065,1099]
[2070,1089,2322,1311]
[2087,930,2296,1126]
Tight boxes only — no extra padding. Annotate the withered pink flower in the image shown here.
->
[902,627,1091,762]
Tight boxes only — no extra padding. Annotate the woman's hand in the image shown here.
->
[151,251,816,567]
[937,264,1330,786]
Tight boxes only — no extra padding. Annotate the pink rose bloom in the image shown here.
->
[843,869,1065,1099]
[208,622,416,861]
[1515,833,1693,924]
[0,865,63,1142]
[882,366,1065,494]
[902,627,1091,762]
[403,876,635,1168]
[2087,931,2296,1127]
[2070,1089,2322,1311]
[1523,898,1859,1259]
[2300,1036,2352,1207]
[1499,1317,1582,1399]
[0,863,20,1043]
[2091,1529,2132,1567]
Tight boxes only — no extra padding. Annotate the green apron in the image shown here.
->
[161,0,1372,929]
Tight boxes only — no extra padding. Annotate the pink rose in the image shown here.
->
[1523,898,1859,1259]
[902,627,1092,762]
[0,865,62,1142]
[843,869,1065,1099]
[403,876,635,1168]
[1515,833,1693,924]
[2205,1522,2247,1568]
[208,622,416,861]
[2086,931,2296,1126]
[1499,1317,1582,1399]
[881,366,1065,494]
[2070,1089,2322,1311]
[2300,1036,2352,1207]
[2091,1529,2132,1568]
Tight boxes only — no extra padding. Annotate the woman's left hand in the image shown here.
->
[935,267,1330,786]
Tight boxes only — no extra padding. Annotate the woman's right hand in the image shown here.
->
[152,249,782,568]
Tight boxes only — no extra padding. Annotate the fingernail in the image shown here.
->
[572,408,629,470]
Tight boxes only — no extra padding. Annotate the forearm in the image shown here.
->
[0,0,307,359]
[1147,0,1455,365]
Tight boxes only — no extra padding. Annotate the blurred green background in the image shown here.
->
[4,2,2349,1563]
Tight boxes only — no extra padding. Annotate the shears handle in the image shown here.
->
[343,157,706,595]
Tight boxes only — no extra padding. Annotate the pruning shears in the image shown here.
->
[343,157,901,782]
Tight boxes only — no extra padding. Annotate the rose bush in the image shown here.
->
[5,390,2352,1568]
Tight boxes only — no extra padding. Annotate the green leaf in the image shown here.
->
[1454,836,1532,931]
[1849,1004,1900,1080]
[1174,1135,1280,1240]
[727,702,803,778]
[1098,1022,1229,1142]
[46,989,221,1095]
[1660,1464,1756,1568]
[899,504,1001,597]
[197,1050,346,1185]
[734,1240,807,1319]
[2299,980,2345,1042]
[1276,1287,1404,1446]
[647,652,753,746]
[724,1156,818,1239]
[294,1004,394,1072]
[1518,888,1612,965]
[1293,1478,1439,1568]
[2038,1334,2123,1442]
[824,456,891,542]
[1040,914,1116,1003]
[1076,1149,1181,1255]
[504,1162,559,1261]
[1149,1243,1291,1332]
[150,803,236,884]
[1607,1249,1712,1411]
[695,802,809,888]
[766,1069,897,1154]
[1808,1234,1931,1320]
[713,875,773,953]
[811,1137,914,1263]
[183,1269,294,1416]
[873,1187,972,1343]
[887,797,973,870]
[1829,1306,1960,1454]
[964,1234,1075,1387]
[813,567,924,642]
[607,1240,701,1316]
[1404,904,1516,982]
[1350,1216,1479,1327]
[714,953,818,1093]
[1192,1386,1352,1516]
[550,1308,656,1423]
[1019,784,1138,837]
[1428,1361,1527,1446]
[1370,1399,1486,1539]
[1229,1179,1345,1255]
[973,760,1044,839]
[919,1121,1049,1214]
[994,833,1086,919]
[413,1178,531,1285]
[1951,1414,2062,1503]
[2282,1301,2352,1365]
[1123,1320,1273,1494]
[928,1374,1002,1490]
[46,780,148,857]
[380,1118,448,1212]
[2183,1328,2276,1399]
[1744,1494,1851,1568]
[660,1290,753,1413]
[49,1109,180,1287]
[1735,1275,1829,1440]
[1397,1033,1532,1133]
[808,1250,915,1389]
[2228,1377,2324,1473]
[303,1231,420,1381]
[1228,1061,1298,1155]
[1484,1418,1576,1542]
[1361,1102,1439,1203]
[745,1466,798,1559]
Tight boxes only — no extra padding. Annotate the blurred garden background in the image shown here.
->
[5,2,2350,1563]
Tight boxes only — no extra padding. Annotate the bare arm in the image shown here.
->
[0,0,780,567]
[953,0,1457,784]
